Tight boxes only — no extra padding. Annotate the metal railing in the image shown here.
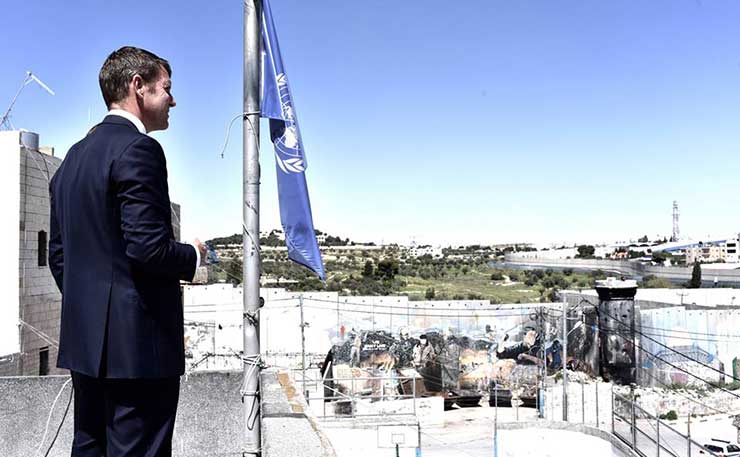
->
[612,392,722,457]
[293,371,420,420]
[542,378,608,430]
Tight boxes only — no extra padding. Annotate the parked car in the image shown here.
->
[700,438,740,457]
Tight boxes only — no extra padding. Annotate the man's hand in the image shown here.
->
[193,238,207,266]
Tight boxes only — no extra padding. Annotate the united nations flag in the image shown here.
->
[261,0,326,280]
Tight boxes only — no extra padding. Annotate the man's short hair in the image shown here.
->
[99,46,171,108]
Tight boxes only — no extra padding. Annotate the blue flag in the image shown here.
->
[261,0,325,280]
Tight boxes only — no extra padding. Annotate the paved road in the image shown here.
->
[613,414,734,457]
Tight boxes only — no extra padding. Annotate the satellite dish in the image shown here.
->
[1,71,55,130]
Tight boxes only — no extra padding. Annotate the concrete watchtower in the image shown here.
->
[596,278,639,384]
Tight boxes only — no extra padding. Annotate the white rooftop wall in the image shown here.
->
[0,132,22,356]
[571,288,740,307]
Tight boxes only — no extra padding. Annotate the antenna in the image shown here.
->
[1,71,55,130]
[671,200,680,242]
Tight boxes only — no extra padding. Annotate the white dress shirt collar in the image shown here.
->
[108,109,147,134]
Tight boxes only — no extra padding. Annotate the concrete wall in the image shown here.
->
[261,369,335,456]
[183,285,539,370]
[171,202,181,241]
[0,354,21,377]
[562,291,740,387]
[0,372,246,456]
[569,288,740,308]
[504,255,740,286]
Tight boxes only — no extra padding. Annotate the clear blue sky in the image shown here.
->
[2,0,739,246]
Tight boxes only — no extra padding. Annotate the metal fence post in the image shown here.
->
[631,398,637,450]
[494,387,499,457]
[351,376,356,417]
[581,381,585,424]
[413,374,417,416]
[687,412,691,457]
[416,421,422,457]
[611,387,615,434]
[656,415,660,457]
[595,381,599,429]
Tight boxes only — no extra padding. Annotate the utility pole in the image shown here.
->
[538,307,545,418]
[562,295,568,422]
[687,409,692,457]
[300,294,307,398]
[243,0,262,455]
[416,420,422,457]
[494,387,499,457]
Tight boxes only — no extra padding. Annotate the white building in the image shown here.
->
[407,244,443,258]
[685,237,740,265]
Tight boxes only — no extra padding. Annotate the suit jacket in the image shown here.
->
[49,115,196,379]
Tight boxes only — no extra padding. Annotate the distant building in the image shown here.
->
[508,246,613,260]
[685,238,739,264]
[407,244,443,258]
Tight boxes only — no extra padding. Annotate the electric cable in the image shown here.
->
[301,303,543,318]
[219,111,261,159]
[601,310,740,384]
[34,378,72,457]
[19,319,59,348]
[603,328,740,400]
[632,322,740,340]
[305,296,541,312]
[640,368,729,416]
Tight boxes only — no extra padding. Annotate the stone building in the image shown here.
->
[0,130,63,376]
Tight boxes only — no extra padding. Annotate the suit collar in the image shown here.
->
[103,110,147,134]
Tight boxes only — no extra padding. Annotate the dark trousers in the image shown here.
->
[70,372,180,457]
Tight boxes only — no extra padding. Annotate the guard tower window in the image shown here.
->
[38,230,47,266]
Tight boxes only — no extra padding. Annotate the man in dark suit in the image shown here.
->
[49,46,206,457]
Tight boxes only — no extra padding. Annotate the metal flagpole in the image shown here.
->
[243,0,262,454]
[300,294,307,398]
[562,295,568,422]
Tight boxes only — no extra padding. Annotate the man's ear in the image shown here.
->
[132,74,145,98]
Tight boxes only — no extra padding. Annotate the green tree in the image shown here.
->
[376,258,399,281]
[652,251,672,265]
[638,235,649,243]
[425,287,436,299]
[362,260,374,278]
[490,271,504,281]
[576,245,595,258]
[689,261,702,288]
[640,275,674,288]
